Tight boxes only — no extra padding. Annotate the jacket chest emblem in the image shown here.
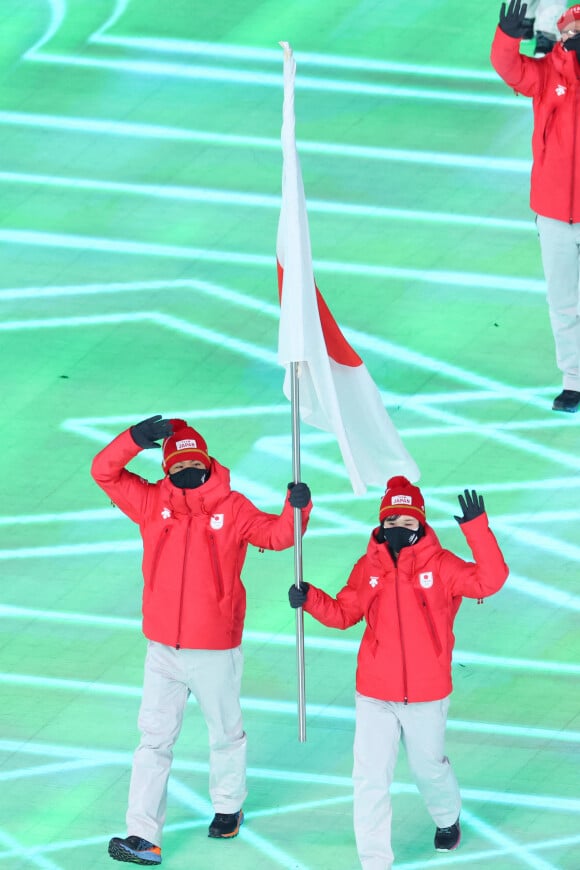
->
[419,571,433,589]
[556,84,567,97]
[161,507,172,519]
[210,513,224,530]
[369,576,379,588]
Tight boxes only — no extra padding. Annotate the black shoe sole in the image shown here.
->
[435,839,461,851]
[552,405,579,413]
[108,841,161,865]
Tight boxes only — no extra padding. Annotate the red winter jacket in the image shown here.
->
[303,515,508,703]
[491,27,580,223]
[91,429,311,650]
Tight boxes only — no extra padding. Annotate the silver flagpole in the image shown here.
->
[290,360,306,742]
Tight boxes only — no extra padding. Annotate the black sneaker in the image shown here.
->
[434,818,461,852]
[552,389,580,413]
[208,810,244,838]
[108,835,162,865]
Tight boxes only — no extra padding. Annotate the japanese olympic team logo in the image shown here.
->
[419,572,433,589]
[176,438,198,449]
[210,514,224,530]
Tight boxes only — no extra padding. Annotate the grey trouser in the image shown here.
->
[537,215,580,391]
[126,641,247,845]
[353,692,461,870]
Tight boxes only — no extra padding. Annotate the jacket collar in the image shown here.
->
[160,458,231,516]
[551,41,580,78]
[367,524,442,572]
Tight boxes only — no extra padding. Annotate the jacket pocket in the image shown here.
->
[542,109,555,149]
[207,532,225,600]
[150,526,172,591]
[365,597,380,655]
[414,589,443,657]
[234,540,244,578]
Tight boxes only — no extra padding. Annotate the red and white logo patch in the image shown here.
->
[176,438,198,449]
[392,494,412,505]
[210,514,224,530]
[419,572,433,589]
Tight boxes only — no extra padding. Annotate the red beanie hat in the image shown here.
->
[557,5,580,31]
[162,419,210,472]
[379,476,426,524]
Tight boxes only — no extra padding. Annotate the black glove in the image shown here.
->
[130,415,174,449]
[288,581,310,608]
[454,489,485,525]
[499,0,530,39]
[288,482,311,508]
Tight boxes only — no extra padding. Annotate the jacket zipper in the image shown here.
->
[175,513,191,649]
[207,532,225,599]
[570,85,580,222]
[394,564,409,704]
[150,526,170,591]
[416,589,443,657]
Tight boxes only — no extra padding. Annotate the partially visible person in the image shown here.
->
[522,0,566,54]
[289,476,508,870]
[492,0,580,413]
[92,415,312,866]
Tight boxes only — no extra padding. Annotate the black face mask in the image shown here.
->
[564,33,580,59]
[379,524,424,553]
[169,467,209,489]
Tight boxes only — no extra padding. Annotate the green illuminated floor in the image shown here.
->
[1,1,580,868]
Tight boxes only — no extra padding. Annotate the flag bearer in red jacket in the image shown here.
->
[491,0,580,413]
[92,415,312,866]
[289,476,508,870]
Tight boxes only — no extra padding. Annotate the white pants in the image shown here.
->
[353,693,461,870]
[126,641,247,845]
[537,215,580,392]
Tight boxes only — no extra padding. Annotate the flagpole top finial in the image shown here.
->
[279,40,293,60]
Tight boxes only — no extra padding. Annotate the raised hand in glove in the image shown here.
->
[499,0,530,39]
[454,489,485,525]
[130,415,174,449]
[288,482,311,508]
[288,581,310,608]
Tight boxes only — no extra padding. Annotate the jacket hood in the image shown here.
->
[159,457,232,516]
[549,40,580,77]
[368,523,442,571]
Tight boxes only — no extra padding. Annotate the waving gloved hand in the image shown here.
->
[288,482,311,508]
[288,581,310,608]
[130,415,174,449]
[499,0,531,39]
[454,489,485,525]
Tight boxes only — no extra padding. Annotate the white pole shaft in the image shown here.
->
[290,360,306,742]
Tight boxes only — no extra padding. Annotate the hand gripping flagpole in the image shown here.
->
[290,360,307,742]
